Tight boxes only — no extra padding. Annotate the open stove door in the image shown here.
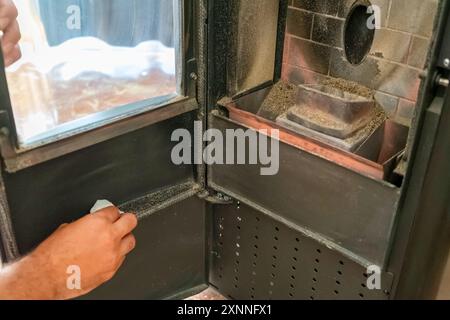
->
[205,0,450,300]
[0,0,209,300]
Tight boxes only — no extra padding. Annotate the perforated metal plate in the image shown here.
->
[209,202,394,300]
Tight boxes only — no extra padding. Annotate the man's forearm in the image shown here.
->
[0,254,58,300]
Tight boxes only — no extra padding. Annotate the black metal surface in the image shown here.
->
[209,114,400,266]
[437,1,450,71]
[388,95,450,299]
[227,0,280,96]
[207,0,286,102]
[207,0,233,102]
[274,0,288,82]
[85,196,207,300]
[0,171,18,260]
[3,113,196,254]
[387,0,450,299]
[390,95,450,299]
[210,202,392,300]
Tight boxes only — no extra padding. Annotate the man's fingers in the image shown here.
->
[2,20,20,51]
[3,44,20,67]
[113,214,138,238]
[0,0,17,31]
[95,206,121,223]
[0,1,21,67]
[119,233,136,256]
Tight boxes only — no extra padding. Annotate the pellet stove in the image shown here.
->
[0,0,449,301]
[207,0,448,300]
[218,0,428,184]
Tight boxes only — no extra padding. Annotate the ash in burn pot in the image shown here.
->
[258,79,387,152]
[257,82,297,121]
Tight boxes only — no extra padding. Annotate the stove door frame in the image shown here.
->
[0,0,210,300]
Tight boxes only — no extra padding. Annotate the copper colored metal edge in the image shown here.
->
[225,102,385,181]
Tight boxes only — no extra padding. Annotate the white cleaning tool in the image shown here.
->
[90,200,124,214]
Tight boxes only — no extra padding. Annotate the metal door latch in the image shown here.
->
[436,74,449,88]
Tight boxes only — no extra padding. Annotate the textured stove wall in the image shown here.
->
[228,0,280,96]
[282,0,439,126]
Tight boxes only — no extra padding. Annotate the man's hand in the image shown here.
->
[0,206,138,300]
[0,0,21,66]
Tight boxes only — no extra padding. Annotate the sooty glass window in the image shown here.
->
[5,0,181,147]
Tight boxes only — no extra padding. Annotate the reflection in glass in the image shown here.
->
[6,0,178,144]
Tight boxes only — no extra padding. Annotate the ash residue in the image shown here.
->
[365,104,388,134]
[252,78,385,150]
[321,78,374,99]
[217,96,233,107]
[257,81,297,121]
[345,105,387,146]
[288,103,386,142]
[256,79,373,122]
[120,181,198,215]
[290,106,346,130]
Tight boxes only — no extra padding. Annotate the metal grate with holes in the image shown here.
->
[209,202,393,300]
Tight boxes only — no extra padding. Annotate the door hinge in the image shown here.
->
[197,190,233,205]
[420,69,449,90]
[436,73,449,88]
